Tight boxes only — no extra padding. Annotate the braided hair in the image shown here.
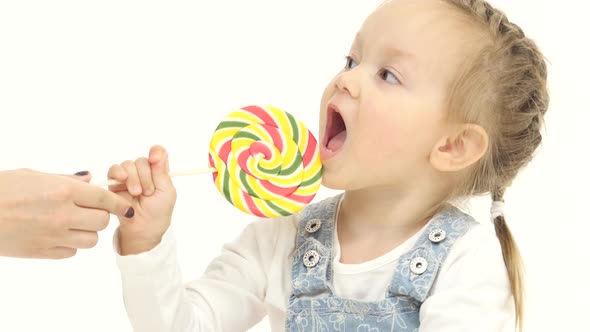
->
[442,1,549,330]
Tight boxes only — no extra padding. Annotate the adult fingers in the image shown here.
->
[37,247,78,260]
[66,207,110,232]
[68,170,92,183]
[71,181,134,218]
[62,230,100,249]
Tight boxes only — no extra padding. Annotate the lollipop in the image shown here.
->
[100,105,322,218]
[208,105,322,218]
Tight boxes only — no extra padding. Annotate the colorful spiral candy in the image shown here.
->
[208,105,323,218]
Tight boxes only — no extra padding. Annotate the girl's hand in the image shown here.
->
[108,145,177,255]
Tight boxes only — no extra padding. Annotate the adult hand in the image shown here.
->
[0,169,134,259]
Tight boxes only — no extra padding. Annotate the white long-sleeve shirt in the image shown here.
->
[115,213,515,332]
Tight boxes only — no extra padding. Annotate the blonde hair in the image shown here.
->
[441,1,549,331]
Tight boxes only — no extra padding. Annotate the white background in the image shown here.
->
[0,0,588,331]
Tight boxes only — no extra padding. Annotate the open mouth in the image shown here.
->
[324,104,347,153]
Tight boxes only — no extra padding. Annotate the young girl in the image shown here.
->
[109,0,548,331]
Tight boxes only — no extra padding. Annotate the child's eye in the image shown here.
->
[378,69,399,84]
[344,56,358,70]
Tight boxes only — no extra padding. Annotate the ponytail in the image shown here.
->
[492,190,524,332]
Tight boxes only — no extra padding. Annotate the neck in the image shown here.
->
[334,176,453,264]
[338,183,449,236]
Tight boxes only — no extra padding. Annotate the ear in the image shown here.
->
[430,124,489,172]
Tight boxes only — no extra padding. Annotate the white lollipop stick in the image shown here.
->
[95,167,217,187]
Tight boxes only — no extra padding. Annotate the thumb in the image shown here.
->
[149,145,173,190]
[72,181,134,219]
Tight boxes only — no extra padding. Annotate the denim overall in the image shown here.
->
[286,194,476,331]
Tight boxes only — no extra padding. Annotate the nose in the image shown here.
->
[335,68,360,99]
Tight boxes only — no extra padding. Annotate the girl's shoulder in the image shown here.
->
[436,203,504,264]
[423,220,514,329]
[436,219,508,284]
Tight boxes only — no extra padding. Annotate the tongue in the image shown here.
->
[327,131,347,151]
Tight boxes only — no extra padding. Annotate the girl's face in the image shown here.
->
[319,0,477,190]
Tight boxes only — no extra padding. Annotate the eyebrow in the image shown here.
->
[353,33,416,79]
[354,33,415,60]
[383,45,415,61]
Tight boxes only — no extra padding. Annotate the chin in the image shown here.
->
[319,168,341,189]
[321,179,343,190]
[319,166,353,191]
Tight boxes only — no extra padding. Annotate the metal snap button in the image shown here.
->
[305,219,322,233]
[428,229,446,243]
[410,257,428,275]
[303,250,320,268]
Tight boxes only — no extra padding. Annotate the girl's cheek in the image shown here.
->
[361,113,405,151]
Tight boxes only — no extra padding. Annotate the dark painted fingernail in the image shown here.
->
[124,207,135,218]
[74,171,89,176]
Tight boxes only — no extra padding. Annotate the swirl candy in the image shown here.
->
[99,105,322,218]
[208,105,323,218]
